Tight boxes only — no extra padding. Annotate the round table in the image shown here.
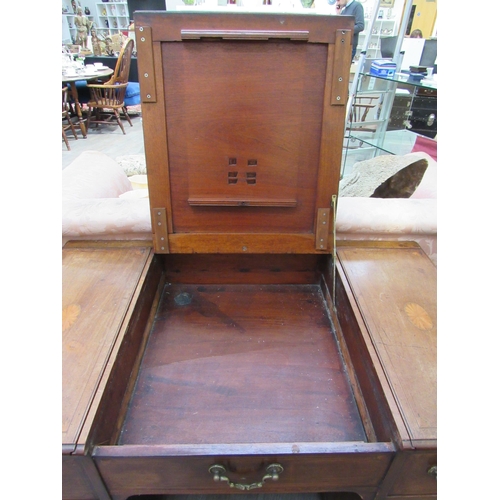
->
[62,67,114,138]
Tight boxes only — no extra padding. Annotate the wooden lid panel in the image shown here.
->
[138,11,347,44]
[134,12,353,254]
[62,246,151,448]
[165,39,325,232]
[337,246,437,446]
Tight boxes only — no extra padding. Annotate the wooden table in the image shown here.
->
[62,67,113,138]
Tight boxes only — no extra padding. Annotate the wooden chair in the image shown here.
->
[62,87,78,150]
[86,38,134,134]
[348,95,379,133]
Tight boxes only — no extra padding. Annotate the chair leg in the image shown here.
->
[62,127,71,150]
[121,106,133,128]
[87,106,95,130]
[65,112,78,140]
[114,109,126,134]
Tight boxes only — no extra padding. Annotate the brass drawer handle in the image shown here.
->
[209,463,284,491]
[427,465,437,479]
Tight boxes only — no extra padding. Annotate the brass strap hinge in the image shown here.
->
[331,29,352,106]
[135,25,156,103]
[152,207,169,253]
[316,208,331,251]
[331,194,337,304]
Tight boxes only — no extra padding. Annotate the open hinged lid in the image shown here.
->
[135,12,353,254]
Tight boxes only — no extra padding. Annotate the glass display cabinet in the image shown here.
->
[343,71,437,176]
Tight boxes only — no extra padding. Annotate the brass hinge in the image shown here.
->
[316,208,331,251]
[152,207,169,253]
[331,29,352,106]
[135,25,156,103]
[331,194,337,304]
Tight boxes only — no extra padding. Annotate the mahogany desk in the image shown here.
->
[62,12,436,500]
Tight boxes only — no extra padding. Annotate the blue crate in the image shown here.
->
[369,60,397,78]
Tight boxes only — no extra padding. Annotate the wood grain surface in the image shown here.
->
[336,246,437,447]
[120,283,365,445]
[62,245,152,449]
[135,12,353,254]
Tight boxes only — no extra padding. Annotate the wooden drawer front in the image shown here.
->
[63,455,110,500]
[388,496,436,500]
[95,452,392,497]
[388,452,437,497]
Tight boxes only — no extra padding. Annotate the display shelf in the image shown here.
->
[357,19,398,59]
[358,71,437,90]
[351,0,406,62]
[95,1,130,34]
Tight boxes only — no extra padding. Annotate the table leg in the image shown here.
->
[68,81,87,138]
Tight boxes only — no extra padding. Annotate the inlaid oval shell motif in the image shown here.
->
[62,304,81,331]
[404,302,433,330]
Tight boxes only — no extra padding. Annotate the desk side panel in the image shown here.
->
[62,245,153,448]
[336,245,437,447]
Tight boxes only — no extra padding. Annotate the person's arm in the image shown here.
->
[352,3,365,35]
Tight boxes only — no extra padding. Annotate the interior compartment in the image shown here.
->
[106,254,371,448]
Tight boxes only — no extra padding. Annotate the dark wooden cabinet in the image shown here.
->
[408,88,437,138]
[390,85,437,138]
[62,12,436,500]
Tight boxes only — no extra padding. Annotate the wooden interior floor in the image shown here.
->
[62,110,145,169]
[120,283,364,447]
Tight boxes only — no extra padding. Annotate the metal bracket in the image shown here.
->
[331,29,352,106]
[135,25,156,103]
[316,208,331,251]
[152,208,169,253]
[331,194,337,302]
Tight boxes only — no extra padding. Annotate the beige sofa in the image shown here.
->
[62,150,437,265]
[62,151,152,246]
[336,151,437,265]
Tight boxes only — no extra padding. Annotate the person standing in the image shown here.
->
[336,0,365,62]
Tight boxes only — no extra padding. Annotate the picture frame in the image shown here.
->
[380,0,395,7]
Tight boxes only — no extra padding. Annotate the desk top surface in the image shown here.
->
[62,244,152,450]
[337,244,437,448]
